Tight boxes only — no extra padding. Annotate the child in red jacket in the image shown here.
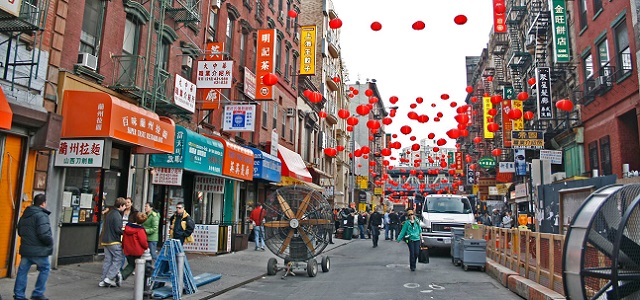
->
[121,212,149,281]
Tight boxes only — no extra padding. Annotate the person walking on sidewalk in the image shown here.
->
[142,202,160,261]
[388,209,399,240]
[383,209,390,240]
[396,209,422,271]
[369,207,383,248]
[13,194,53,300]
[250,203,266,251]
[169,202,195,245]
[121,212,149,281]
[100,197,127,287]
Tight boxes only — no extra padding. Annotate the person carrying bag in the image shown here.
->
[396,210,422,271]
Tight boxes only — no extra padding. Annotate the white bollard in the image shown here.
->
[133,257,146,300]
[177,252,185,297]
[623,164,630,178]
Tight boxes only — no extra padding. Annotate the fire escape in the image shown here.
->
[0,0,48,98]
[506,0,530,93]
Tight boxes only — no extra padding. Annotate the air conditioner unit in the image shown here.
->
[295,32,300,41]
[595,76,610,89]
[77,53,98,71]
[279,11,285,20]
[211,0,222,10]
[182,56,193,70]
[286,108,296,117]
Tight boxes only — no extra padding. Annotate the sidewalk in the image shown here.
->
[0,238,353,300]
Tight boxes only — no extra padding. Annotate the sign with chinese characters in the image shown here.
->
[536,67,553,119]
[194,175,225,193]
[447,152,455,166]
[511,99,524,130]
[205,42,225,61]
[174,74,196,113]
[149,126,224,176]
[255,29,276,100]
[467,164,476,185]
[183,224,219,253]
[151,168,183,186]
[499,162,515,173]
[222,105,256,131]
[455,152,463,173]
[54,139,104,167]
[550,0,570,63]
[299,25,317,75]
[196,60,233,89]
[501,99,513,147]
[199,88,221,110]
[243,66,256,100]
[540,149,562,164]
[478,156,496,169]
[515,183,528,199]
[271,129,278,156]
[0,0,22,17]
[205,135,255,181]
[512,130,544,149]
[493,0,507,33]
[483,96,494,138]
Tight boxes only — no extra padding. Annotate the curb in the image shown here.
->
[486,259,566,300]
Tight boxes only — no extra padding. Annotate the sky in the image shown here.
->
[332,0,495,159]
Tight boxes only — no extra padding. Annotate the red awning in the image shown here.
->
[0,87,13,130]
[277,144,312,183]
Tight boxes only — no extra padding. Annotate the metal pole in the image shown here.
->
[141,0,155,108]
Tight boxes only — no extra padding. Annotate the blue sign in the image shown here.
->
[232,112,246,128]
[245,146,281,182]
[150,126,224,176]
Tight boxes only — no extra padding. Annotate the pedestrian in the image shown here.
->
[396,209,422,272]
[369,207,383,248]
[250,203,266,251]
[100,197,127,287]
[169,202,195,244]
[491,209,502,227]
[383,209,390,240]
[481,212,493,226]
[142,202,160,261]
[13,194,53,300]
[357,212,367,239]
[388,209,399,240]
[502,211,514,228]
[122,197,138,229]
[121,212,149,281]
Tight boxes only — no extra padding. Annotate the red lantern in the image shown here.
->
[527,78,536,86]
[389,96,399,104]
[382,117,393,125]
[556,99,574,112]
[364,89,374,97]
[407,111,418,120]
[466,86,474,93]
[412,20,425,30]
[366,119,380,129]
[441,94,450,100]
[381,148,391,156]
[436,138,447,146]
[337,145,345,151]
[337,109,350,119]
[288,10,298,18]
[410,136,417,141]
[490,95,503,104]
[492,148,502,157]
[361,146,370,154]
[473,136,483,143]
[356,104,370,116]
[346,116,359,126]
[318,110,327,118]
[346,125,353,132]
[488,108,497,116]
[262,73,278,86]
[508,108,522,119]
[517,92,529,100]
[428,133,435,139]
[450,101,458,108]
[454,14,468,25]
[416,97,424,104]
[411,143,420,151]
[369,96,379,104]
[524,111,535,120]
[329,18,342,29]
[309,91,322,103]
[324,148,337,157]
[494,3,506,13]
[487,76,494,82]
[409,103,417,109]
[417,115,429,123]
[471,96,478,103]
[353,90,359,95]
[400,125,412,135]
[455,114,469,124]
[487,122,499,132]
[446,129,460,139]
[332,76,340,83]
[371,21,382,31]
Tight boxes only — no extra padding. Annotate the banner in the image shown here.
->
[299,25,317,75]
[243,67,256,100]
[536,67,553,119]
[455,152,463,173]
[550,0,570,63]
[512,130,544,149]
[223,105,256,131]
[501,100,512,147]
[493,0,507,33]
[511,99,524,130]
[483,96,494,138]
[255,29,276,100]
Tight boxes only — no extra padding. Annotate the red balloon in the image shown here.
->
[556,99,574,112]
[262,73,278,86]
[288,10,298,18]
[356,104,370,115]
[492,148,502,157]
[329,18,342,29]
[382,117,393,125]
[412,20,425,30]
[454,15,467,25]
[318,110,327,118]
[400,125,412,135]
[527,77,536,86]
[338,109,350,119]
[524,111,535,120]
[508,108,523,119]
[517,92,529,100]
[371,21,382,31]
[389,96,399,104]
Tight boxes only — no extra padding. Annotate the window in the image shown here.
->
[273,103,278,130]
[79,0,103,55]
[289,117,294,141]
[157,39,170,71]
[239,32,246,67]
[120,17,141,85]
[579,0,587,30]
[588,141,599,174]
[281,114,286,137]
[614,20,632,79]
[208,10,218,41]
[592,0,602,13]
[284,46,290,80]
[226,17,235,55]
[268,0,274,10]
[278,0,283,12]
[583,53,593,80]
[597,39,610,76]
[600,136,611,175]
[275,36,282,73]
[285,0,292,32]
[262,103,268,129]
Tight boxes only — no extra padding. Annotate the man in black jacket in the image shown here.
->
[169,202,195,244]
[13,194,53,300]
[369,207,383,248]
[100,197,127,287]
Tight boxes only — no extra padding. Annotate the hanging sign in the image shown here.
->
[243,67,256,100]
[196,60,234,89]
[483,96,494,138]
[55,139,104,168]
[0,0,22,17]
[255,29,276,100]
[536,67,553,119]
[174,74,196,113]
[151,168,183,186]
[222,105,256,131]
[493,0,507,33]
[511,99,524,130]
[512,130,544,149]
[299,25,317,75]
[550,0,570,63]
[478,156,496,169]
[199,88,222,110]
[501,100,513,147]
[205,42,225,61]
[540,149,562,164]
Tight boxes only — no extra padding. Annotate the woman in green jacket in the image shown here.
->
[142,202,160,261]
[396,210,422,271]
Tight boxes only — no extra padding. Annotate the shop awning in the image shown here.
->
[245,146,281,182]
[61,90,175,153]
[0,87,12,130]
[205,134,254,181]
[277,144,312,183]
[308,166,332,179]
[149,126,224,176]
[276,176,324,192]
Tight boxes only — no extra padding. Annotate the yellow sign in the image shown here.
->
[483,97,494,138]
[299,25,317,75]
[511,100,524,130]
[374,187,383,195]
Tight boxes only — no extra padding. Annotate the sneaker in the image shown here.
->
[31,297,50,300]
[260,247,265,251]
[103,277,117,287]
[116,272,122,286]
[98,280,107,287]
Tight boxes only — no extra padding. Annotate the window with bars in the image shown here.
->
[588,141,599,174]
[600,136,611,175]
[614,19,632,80]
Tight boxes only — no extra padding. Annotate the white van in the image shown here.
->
[419,194,475,248]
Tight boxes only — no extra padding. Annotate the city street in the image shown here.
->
[217,238,520,300]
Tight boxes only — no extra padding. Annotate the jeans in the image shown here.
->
[254,225,265,249]
[121,256,140,280]
[407,240,421,270]
[384,224,389,239]
[102,244,124,281]
[371,226,380,246]
[13,256,50,299]
[358,224,366,239]
[389,224,398,240]
[148,241,158,261]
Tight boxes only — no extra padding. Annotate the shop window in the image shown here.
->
[600,136,611,175]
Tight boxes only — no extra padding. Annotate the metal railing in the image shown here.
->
[110,54,146,92]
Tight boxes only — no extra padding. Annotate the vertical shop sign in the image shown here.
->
[483,96,494,138]
[174,74,196,113]
[511,99,524,130]
[493,0,507,33]
[455,152,463,173]
[550,0,570,63]
[299,25,317,75]
[243,67,256,100]
[536,67,553,119]
[501,100,513,147]
[255,29,276,100]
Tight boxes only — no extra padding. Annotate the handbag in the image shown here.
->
[419,246,430,263]
[403,235,410,243]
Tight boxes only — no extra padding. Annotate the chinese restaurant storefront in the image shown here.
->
[149,126,225,253]
[277,144,323,192]
[243,146,281,234]
[56,90,175,264]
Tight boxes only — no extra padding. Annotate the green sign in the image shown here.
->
[550,0,570,63]
[478,156,496,169]
[448,152,455,165]
[503,87,514,100]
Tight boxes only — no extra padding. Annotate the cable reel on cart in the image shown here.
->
[262,185,333,279]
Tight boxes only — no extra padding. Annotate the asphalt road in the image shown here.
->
[215,237,521,300]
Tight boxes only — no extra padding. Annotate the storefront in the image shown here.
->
[277,144,323,191]
[244,146,281,233]
[55,90,175,264]
[149,126,225,253]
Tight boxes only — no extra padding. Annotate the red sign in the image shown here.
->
[199,88,222,110]
[493,0,507,33]
[255,29,276,100]
[496,171,513,183]
[205,42,225,61]
[455,152,463,172]
[501,100,512,147]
